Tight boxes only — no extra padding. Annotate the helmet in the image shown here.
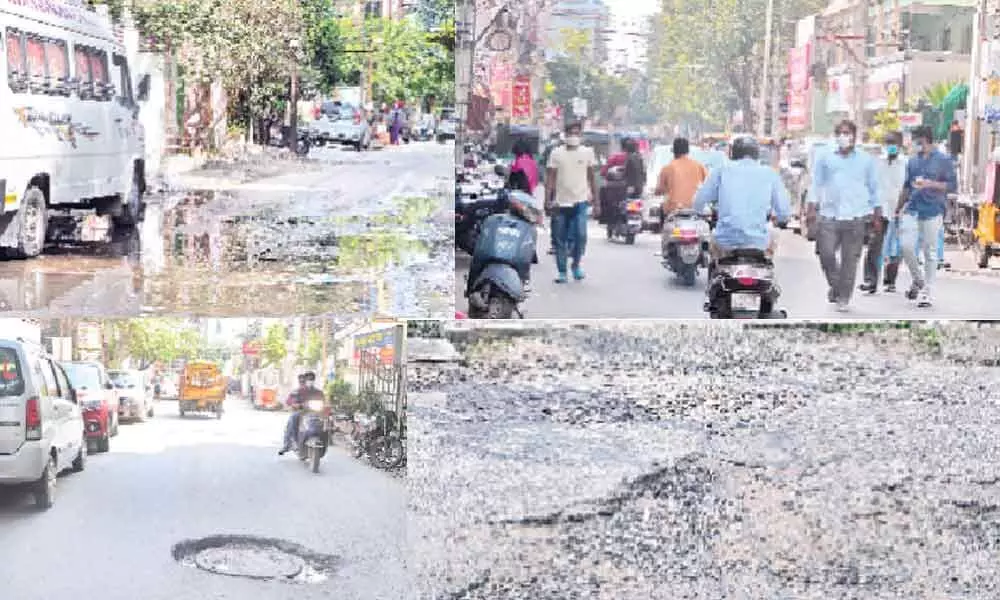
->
[730,135,760,161]
[507,190,544,225]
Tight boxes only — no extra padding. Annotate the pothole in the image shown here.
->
[172,535,338,583]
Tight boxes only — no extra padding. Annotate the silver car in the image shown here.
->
[109,369,154,421]
[310,102,372,151]
[0,338,85,509]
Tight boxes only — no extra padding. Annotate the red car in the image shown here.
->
[60,361,120,453]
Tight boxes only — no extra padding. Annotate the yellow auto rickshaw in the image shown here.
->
[179,360,225,419]
[973,157,1000,268]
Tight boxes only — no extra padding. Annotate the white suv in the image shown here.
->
[0,338,85,509]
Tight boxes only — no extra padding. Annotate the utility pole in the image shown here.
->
[758,0,775,136]
[852,0,869,128]
[962,0,988,196]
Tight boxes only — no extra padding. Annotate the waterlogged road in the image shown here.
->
[457,223,1000,319]
[408,323,1000,599]
[0,141,453,317]
[0,397,405,600]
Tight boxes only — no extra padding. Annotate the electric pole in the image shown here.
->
[962,0,988,195]
[758,0,775,136]
[852,0,869,128]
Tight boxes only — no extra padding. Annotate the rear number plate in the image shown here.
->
[731,293,761,312]
[680,244,700,257]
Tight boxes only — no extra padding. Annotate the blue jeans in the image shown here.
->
[883,218,945,262]
[552,202,589,273]
[283,411,301,450]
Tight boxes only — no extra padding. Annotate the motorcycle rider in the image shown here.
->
[278,372,324,456]
[693,135,791,264]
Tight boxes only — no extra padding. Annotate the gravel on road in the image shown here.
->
[407,322,1000,599]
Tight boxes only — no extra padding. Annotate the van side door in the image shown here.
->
[111,52,141,187]
[34,356,66,466]
[51,360,81,456]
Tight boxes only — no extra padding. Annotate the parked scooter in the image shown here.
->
[455,166,509,255]
[704,249,786,319]
[662,209,711,285]
[295,398,330,473]
[465,187,543,319]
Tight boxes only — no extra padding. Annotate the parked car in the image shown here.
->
[437,108,457,142]
[60,361,119,453]
[0,0,151,258]
[108,369,153,421]
[0,338,86,509]
[309,101,371,151]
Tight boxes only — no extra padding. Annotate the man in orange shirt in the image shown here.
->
[655,137,709,230]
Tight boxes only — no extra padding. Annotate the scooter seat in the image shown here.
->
[717,248,772,265]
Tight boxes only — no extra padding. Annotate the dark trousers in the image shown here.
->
[862,216,889,289]
[816,216,868,304]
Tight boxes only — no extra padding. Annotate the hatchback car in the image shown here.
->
[0,338,85,509]
[61,361,119,453]
[310,102,371,151]
[109,369,153,421]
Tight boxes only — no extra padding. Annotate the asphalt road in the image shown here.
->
[456,222,1000,319]
[407,322,1000,599]
[0,396,405,600]
[0,141,453,318]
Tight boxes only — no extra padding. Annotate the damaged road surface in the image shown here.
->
[407,322,1000,599]
[0,396,405,600]
[0,142,453,317]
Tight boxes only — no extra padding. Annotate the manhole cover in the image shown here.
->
[172,535,338,583]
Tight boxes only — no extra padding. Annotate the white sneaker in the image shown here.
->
[916,290,932,307]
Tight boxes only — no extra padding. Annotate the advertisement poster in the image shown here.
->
[353,328,396,366]
[786,43,811,131]
[512,76,532,119]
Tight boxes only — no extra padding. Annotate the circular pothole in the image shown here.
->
[172,535,338,583]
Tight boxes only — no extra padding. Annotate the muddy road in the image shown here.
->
[0,142,453,317]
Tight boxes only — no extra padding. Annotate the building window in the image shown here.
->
[942,27,951,51]
[364,0,381,19]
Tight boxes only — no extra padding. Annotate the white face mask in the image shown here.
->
[836,134,853,149]
[565,135,581,147]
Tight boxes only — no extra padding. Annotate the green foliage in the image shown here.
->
[260,324,288,368]
[325,377,355,412]
[921,80,963,108]
[545,29,633,122]
[106,319,206,369]
[338,17,455,104]
[297,328,323,367]
[648,0,825,129]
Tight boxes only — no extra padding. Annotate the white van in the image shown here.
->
[0,0,149,258]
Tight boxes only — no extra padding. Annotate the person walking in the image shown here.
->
[507,139,539,194]
[545,121,597,283]
[896,125,957,307]
[860,131,905,294]
[809,119,882,312]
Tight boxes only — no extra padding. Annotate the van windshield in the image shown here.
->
[63,363,102,390]
[109,371,139,389]
[0,348,24,397]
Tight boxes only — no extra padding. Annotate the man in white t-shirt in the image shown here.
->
[545,121,597,283]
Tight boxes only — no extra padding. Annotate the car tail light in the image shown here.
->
[25,396,41,440]
[736,277,758,286]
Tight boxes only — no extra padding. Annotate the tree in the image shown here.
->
[297,328,323,367]
[418,0,455,30]
[338,17,454,105]
[106,319,205,369]
[260,323,288,368]
[545,28,633,123]
[648,0,826,131]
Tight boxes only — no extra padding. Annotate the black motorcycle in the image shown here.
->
[351,411,404,470]
[704,248,786,319]
[455,165,509,255]
[465,188,542,319]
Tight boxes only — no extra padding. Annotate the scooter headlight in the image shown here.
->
[307,399,325,412]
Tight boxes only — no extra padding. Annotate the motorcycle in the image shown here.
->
[662,209,712,286]
[268,125,311,156]
[455,167,509,255]
[351,412,404,470]
[603,165,642,243]
[704,248,786,319]
[465,187,543,319]
[295,399,330,473]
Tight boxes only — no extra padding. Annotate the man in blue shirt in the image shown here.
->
[809,119,882,311]
[895,125,956,307]
[693,136,792,257]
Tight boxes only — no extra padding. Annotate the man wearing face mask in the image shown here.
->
[859,131,905,294]
[546,121,598,283]
[895,125,956,307]
[809,120,881,312]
